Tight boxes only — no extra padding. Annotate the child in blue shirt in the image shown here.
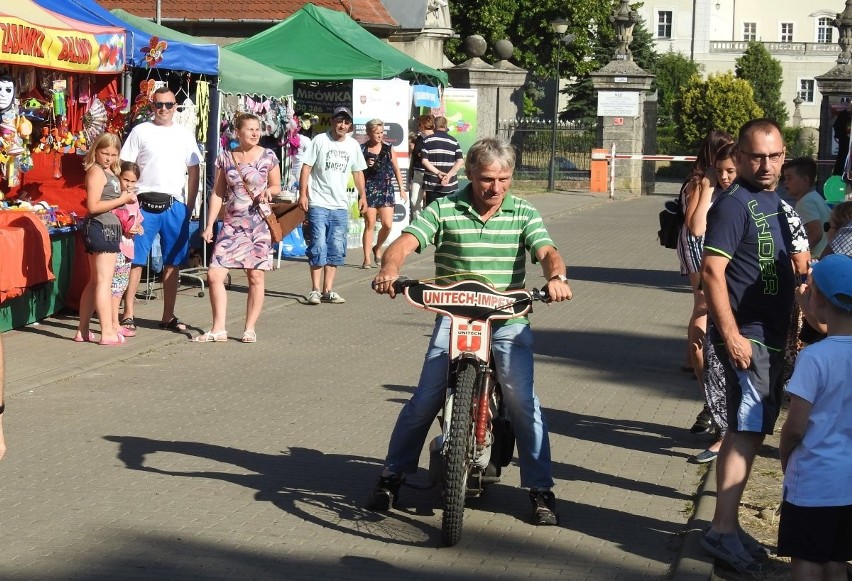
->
[779,253,852,580]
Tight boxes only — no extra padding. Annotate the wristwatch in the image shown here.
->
[549,274,568,283]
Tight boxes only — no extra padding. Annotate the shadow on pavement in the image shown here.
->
[103,436,436,546]
[569,265,688,293]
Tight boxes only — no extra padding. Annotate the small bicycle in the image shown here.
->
[388,276,548,546]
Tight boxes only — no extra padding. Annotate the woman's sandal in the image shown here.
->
[241,330,257,343]
[120,317,136,331]
[73,331,96,343]
[159,317,187,332]
[99,334,127,346]
[193,330,227,343]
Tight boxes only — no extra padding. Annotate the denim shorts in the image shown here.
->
[306,206,349,267]
[83,218,120,253]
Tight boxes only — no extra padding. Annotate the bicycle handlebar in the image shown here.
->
[373,276,550,302]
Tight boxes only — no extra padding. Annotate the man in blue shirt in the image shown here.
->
[700,119,809,573]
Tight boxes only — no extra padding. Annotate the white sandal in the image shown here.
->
[193,330,227,342]
[241,330,257,343]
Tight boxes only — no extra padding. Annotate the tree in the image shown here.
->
[562,14,658,123]
[655,50,701,125]
[676,72,763,148]
[735,42,788,126]
[446,0,612,79]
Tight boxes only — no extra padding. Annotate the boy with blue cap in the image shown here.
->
[779,253,852,580]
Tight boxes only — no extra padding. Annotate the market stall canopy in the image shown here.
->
[33,0,218,75]
[110,9,293,96]
[0,0,125,74]
[227,3,448,86]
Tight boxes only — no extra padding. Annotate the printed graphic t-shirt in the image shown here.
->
[302,131,367,210]
[704,179,795,348]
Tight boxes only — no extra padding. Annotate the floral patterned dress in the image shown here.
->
[210,148,278,270]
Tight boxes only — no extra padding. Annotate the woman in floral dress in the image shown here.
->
[196,112,280,343]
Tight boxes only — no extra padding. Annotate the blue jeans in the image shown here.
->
[306,207,348,267]
[385,316,554,489]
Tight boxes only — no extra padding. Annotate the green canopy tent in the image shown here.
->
[227,3,447,86]
[111,9,294,96]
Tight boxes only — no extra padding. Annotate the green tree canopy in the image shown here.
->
[735,42,788,126]
[676,72,763,148]
[655,50,701,124]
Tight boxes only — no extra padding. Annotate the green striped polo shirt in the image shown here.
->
[404,184,556,323]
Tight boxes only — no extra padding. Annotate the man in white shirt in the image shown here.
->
[120,88,202,332]
[298,107,367,304]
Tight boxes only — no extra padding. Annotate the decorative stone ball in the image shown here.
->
[463,35,487,58]
[494,39,514,61]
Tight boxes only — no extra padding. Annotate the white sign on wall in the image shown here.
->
[597,91,640,117]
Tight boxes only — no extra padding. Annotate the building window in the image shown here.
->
[657,11,672,38]
[799,79,815,103]
[743,22,757,41]
[817,17,834,44]
[780,22,794,43]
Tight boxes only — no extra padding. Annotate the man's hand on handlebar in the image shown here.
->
[372,269,402,298]
[543,278,573,303]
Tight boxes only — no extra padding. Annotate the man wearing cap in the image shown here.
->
[298,107,367,304]
[778,253,852,580]
[700,118,811,573]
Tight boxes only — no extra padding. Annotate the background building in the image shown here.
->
[637,0,843,129]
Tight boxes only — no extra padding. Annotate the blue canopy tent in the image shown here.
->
[33,0,219,74]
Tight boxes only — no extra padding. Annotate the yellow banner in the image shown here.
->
[0,17,124,74]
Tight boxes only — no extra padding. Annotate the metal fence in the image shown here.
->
[497,118,596,181]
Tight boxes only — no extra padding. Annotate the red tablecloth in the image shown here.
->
[0,212,54,303]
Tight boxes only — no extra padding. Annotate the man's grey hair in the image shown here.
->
[465,138,516,176]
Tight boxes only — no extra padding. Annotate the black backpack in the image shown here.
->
[658,197,684,249]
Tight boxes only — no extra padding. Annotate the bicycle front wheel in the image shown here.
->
[441,360,478,547]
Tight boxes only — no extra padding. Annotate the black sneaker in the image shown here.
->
[365,474,403,511]
[530,490,559,526]
[689,405,714,434]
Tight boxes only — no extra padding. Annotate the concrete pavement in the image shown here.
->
[0,189,716,580]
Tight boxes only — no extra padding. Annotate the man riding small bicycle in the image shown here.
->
[368,137,573,526]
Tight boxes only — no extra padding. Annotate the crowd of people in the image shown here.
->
[675,119,852,578]
[2,96,851,576]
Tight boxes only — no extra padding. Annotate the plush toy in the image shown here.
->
[74,132,87,155]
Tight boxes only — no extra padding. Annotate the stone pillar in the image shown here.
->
[814,0,852,184]
[445,36,530,140]
[590,0,655,197]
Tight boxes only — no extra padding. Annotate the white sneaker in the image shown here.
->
[307,290,321,305]
[321,291,345,304]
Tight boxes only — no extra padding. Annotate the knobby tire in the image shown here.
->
[441,361,478,546]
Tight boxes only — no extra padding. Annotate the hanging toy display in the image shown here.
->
[82,96,107,143]
[51,90,66,117]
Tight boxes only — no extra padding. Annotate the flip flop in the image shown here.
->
[158,317,187,332]
[73,331,96,343]
[118,326,136,337]
[120,317,136,331]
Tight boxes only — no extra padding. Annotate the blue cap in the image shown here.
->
[812,253,852,313]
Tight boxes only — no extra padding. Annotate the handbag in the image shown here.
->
[227,150,282,244]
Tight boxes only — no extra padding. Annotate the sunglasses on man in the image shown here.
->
[153,101,176,110]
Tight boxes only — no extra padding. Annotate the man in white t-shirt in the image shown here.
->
[298,107,367,304]
[120,88,202,332]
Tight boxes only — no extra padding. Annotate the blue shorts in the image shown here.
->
[83,218,120,254]
[306,206,349,267]
[720,340,785,434]
[132,199,190,267]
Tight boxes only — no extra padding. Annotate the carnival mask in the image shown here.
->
[0,79,14,111]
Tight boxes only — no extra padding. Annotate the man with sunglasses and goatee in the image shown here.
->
[120,87,202,334]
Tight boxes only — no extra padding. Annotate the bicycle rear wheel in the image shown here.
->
[441,360,478,546]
